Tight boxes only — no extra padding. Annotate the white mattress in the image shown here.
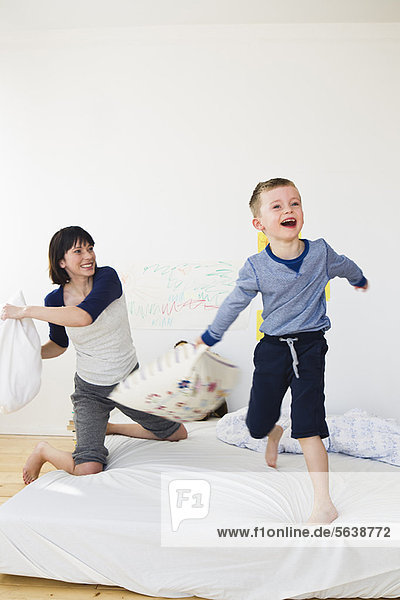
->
[1,421,399,600]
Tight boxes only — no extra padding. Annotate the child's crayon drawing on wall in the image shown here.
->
[120,262,250,330]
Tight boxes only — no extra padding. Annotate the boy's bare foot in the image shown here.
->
[307,502,338,524]
[23,441,49,485]
[265,425,283,468]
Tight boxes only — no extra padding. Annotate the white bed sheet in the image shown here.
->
[0,421,399,600]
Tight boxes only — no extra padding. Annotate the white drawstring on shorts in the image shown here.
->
[279,337,299,379]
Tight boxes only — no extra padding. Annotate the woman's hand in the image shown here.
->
[1,304,26,320]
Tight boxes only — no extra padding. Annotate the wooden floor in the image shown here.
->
[0,434,395,600]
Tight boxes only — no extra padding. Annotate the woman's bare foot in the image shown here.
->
[22,441,49,484]
[307,502,338,524]
[265,425,283,468]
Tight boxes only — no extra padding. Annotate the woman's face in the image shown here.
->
[59,241,96,281]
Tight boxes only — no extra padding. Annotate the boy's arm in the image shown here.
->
[199,259,259,347]
[324,240,368,289]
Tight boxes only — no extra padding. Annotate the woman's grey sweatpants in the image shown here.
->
[71,370,181,465]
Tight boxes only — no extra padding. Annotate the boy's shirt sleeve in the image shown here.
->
[201,258,259,346]
[324,240,367,287]
[45,289,69,348]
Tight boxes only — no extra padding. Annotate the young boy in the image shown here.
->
[196,178,368,523]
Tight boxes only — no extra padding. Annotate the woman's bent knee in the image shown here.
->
[167,424,188,441]
[73,461,104,476]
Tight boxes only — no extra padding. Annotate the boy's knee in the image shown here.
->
[246,416,275,439]
[247,427,270,439]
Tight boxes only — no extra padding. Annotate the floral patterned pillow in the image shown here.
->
[110,344,239,422]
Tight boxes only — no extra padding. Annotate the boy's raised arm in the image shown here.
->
[198,259,259,347]
[324,240,368,289]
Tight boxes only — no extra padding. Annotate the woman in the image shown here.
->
[1,226,187,483]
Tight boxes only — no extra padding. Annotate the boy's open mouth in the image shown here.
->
[281,218,297,228]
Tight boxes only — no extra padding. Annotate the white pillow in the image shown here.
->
[110,344,239,422]
[0,291,42,414]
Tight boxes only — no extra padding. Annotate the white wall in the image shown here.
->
[0,22,399,434]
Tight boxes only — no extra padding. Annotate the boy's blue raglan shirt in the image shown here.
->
[201,238,366,346]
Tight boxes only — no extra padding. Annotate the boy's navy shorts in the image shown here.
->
[246,330,329,440]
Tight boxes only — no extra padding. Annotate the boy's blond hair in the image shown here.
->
[249,178,299,217]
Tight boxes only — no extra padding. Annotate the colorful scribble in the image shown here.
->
[120,261,249,331]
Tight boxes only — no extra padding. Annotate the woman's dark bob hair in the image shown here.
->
[49,226,95,285]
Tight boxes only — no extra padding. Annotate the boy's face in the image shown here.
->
[252,186,304,243]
